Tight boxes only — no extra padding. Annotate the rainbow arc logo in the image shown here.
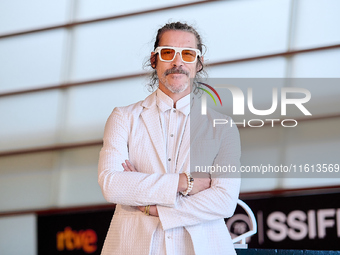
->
[197,82,223,106]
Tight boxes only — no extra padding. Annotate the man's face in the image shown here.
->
[151,30,202,97]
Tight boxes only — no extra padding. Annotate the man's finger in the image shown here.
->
[122,163,131,172]
[125,160,137,172]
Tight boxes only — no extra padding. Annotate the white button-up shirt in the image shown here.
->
[151,89,194,254]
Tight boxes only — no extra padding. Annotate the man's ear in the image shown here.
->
[150,52,157,69]
[197,56,204,72]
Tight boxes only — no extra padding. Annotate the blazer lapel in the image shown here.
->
[141,93,167,174]
[175,117,190,173]
[175,96,206,173]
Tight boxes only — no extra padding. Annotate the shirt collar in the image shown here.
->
[156,88,190,116]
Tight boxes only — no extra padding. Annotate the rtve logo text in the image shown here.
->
[56,226,97,253]
[200,84,311,128]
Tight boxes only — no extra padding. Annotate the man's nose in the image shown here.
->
[172,52,183,66]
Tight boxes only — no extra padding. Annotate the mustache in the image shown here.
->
[164,67,189,76]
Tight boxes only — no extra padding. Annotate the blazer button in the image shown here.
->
[168,158,171,161]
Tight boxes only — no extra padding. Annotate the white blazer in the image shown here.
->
[98,91,241,255]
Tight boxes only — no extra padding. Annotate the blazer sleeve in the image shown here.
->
[98,107,179,207]
[156,123,241,231]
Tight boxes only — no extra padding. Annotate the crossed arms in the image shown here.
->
[122,159,211,216]
[98,107,241,230]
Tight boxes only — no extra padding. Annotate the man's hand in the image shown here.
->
[123,160,159,217]
[122,160,137,172]
[137,205,159,217]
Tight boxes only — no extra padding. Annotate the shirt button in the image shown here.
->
[167,236,171,239]
[170,134,174,137]
[173,110,176,113]
[168,158,171,161]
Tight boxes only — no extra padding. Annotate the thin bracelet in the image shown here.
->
[180,172,194,196]
[144,205,150,216]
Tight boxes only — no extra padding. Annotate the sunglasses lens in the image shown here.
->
[159,48,198,62]
[160,48,175,60]
[181,49,197,62]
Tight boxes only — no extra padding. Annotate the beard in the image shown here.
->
[159,67,191,93]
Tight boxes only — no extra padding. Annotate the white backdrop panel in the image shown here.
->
[0,151,59,211]
[0,170,53,212]
[0,0,68,34]
[240,178,279,193]
[62,77,150,143]
[0,214,36,255]
[240,127,284,191]
[0,30,65,93]
[293,0,340,50]
[0,91,61,151]
[57,146,106,206]
[71,0,290,81]
[291,49,340,78]
[281,118,340,187]
[76,0,204,20]
[207,57,287,78]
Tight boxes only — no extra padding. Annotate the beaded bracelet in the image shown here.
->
[180,172,194,196]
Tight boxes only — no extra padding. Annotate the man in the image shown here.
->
[98,22,241,255]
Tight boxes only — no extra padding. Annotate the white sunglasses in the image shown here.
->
[154,46,201,63]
